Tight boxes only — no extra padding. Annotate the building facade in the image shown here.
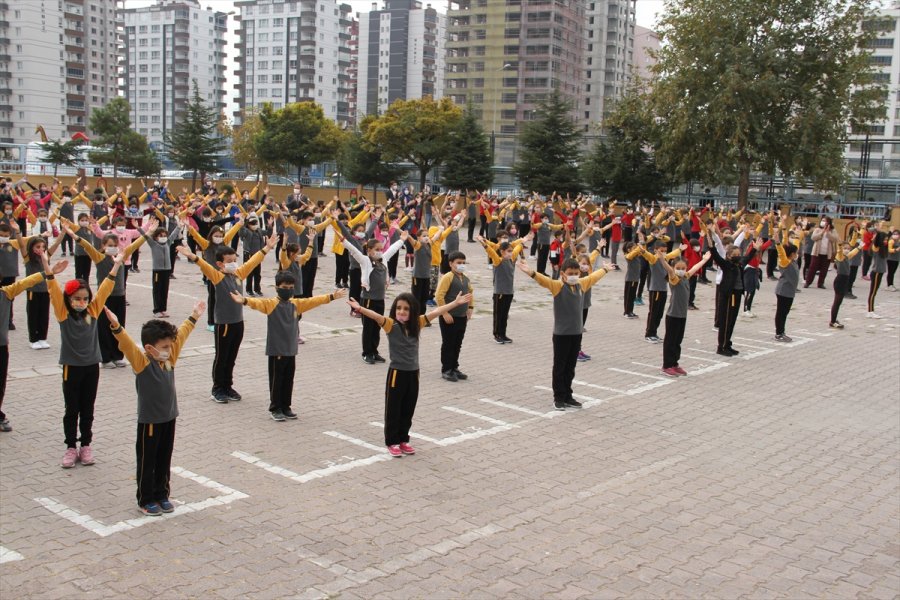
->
[121,0,228,150]
[582,0,636,125]
[633,24,659,82]
[356,0,445,120]
[233,0,355,126]
[0,0,120,144]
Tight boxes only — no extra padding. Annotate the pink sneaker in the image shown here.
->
[387,445,402,457]
[399,443,416,455]
[61,448,78,468]
[661,367,679,378]
[79,445,95,465]
[673,366,688,376]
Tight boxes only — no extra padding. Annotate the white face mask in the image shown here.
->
[675,269,686,277]
[39,217,48,223]
[372,251,383,261]
[105,247,118,256]
[566,275,580,285]
[0,237,8,244]
[820,221,826,227]
[212,236,225,244]
[306,220,315,227]
[454,264,466,273]
[222,262,238,274]
[354,231,366,239]
[79,222,89,229]
[116,225,126,232]
[293,190,301,196]
[71,303,87,312]
[151,348,170,362]
[157,236,168,244]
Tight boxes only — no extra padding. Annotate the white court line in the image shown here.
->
[569,379,628,395]
[632,361,664,371]
[441,406,511,427]
[681,353,729,364]
[534,385,607,408]
[0,546,24,564]
[687,362,731,375]
[369,422,444,445]
[755,331,816,344]
[34,467,247,538]
[232,450,389,483]
[732,337,781,349]
[323,431,387,454]
[689,348,723,355]
[438,423,519,446]
[477,398,550,418]
[607,367,669,381]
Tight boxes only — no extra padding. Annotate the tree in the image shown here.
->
[582,84,670,202]
[165,80,225,188]
[649,0,886,208]
[338,115,405,203]
[121,134,162,177]
[365,96,463,191]
[40,139,83,178]
[441,104,493,192]
[232,109,286,179]
[88,97,135,183]
[257,101,344,182]
[513,89,583,195]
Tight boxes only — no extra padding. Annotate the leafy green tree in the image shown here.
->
[582,84,670,201]
[232,109,285,180]
[649,0,886,208]
[338,116,405,203]
[165,80,225,188]
[121,135,161,177]
[513,89,582,195]
[88,97,135,183]
[365,96,463,190]
[40,139,83,178]
[256,101,344,183]
[441,104,493,192]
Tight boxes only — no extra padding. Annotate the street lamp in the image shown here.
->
[490,63,514,167]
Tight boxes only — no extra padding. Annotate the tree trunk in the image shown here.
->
[191,169,197,192]
[737,157,751,210]
[372,184,377,206]
[419,167,427,193]
[255,169,261,201]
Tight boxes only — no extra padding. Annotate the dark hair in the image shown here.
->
[0,223,9,234]
[783,243,798,258]
[365,238,381,252]
[209,225,225,238]
[561,258,580,272]
[447,251,466,262]
[101,233,119,247]
[874,232,889,259]
[389,292,421,339]
[498,241,511,253]
[153,228,168,240]
[26,236,46,258]
[275,271,296,286]
[215,246,237,262]
[63,279,92,319]
[141,319,178,346]
[285,242,300,257]
[623,241,635,253]
[113,216,126,225]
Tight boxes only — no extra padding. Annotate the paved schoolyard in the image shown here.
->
[1,234,898,599]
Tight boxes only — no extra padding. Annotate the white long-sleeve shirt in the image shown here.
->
[341,238,404,290]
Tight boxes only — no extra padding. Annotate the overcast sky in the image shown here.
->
[122,0,666,117]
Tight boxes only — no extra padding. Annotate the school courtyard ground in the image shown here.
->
[1,236,898,599]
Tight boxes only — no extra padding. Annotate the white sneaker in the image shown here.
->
[114,359,127,368]
[888,285,897,292]
[38,340,50,349]
[867,312,883,319]
[102,362,117,369]
[30,341,41,350]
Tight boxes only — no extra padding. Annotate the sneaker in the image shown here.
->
[78,445,95,465]
[553,401,567,411]
[138,503,162,517]
[716,348,737,357]
[453,369,468,380]
[30,341,41,350]
[774,334,792,343]
[442,370,458,382]
[634,297,644,306]
[114,359,127,368]
[61,448,78,468]
[817,285,826,290]
[362,354,375,365]
[867,312,883,319]
[726,347,740,355]
[426,299,437,307]
[169,274,176,279]
[158,499,175,513]
[102,361,117,369]
[388,444,403,457]
[399,442,416,455]
[282,409,299,420]
[742,311,755,319]
[7,323,14,330]
[158,312,170,318]
[563,398,582,409]
[577,351,591,361]
[626,313,639,319]
[206,324,215,332]
[688,304,699,311]
[845,293,857,300]
[153,312,162,318]
[373,354,386,363]
[210,389,229,404]
[673,366,688,376]
[39,340,50,349]
[0,419,11,432]
[224,387,242,401]
[662,367,679,377]
[494,335,506,344]
[270,410,286,422]
[829,321,844,329]
[297,335,306,345]
[645,336,661,344]
[501,336,513,344]
[889,285,898,292]
[767,276,778,281]
[862,274,870,281]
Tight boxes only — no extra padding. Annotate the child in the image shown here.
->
[176,231,277,404]
[435,251,475,382]
[141,218,177,318]
[277,233,314,342]
[229,275,344,421]
[106,300,205,516]
[69,213,96,282]
[340,230,407,364]
[21,230,64,349]
[517,257,612,410]
[186,217,244,331]
[706,228,748,356]
[622,241,643,319]
[575,247,604,361]
[867,230,888,319]
[659,251,712,376]
[348,290,472,457]
[0,221,22,330]
[47,251,124,468]
[830,237,862,329]
[640,242,682,344]
[773,227,801,341]
[0,266,59,432]
[239,215,267,296]
[477,237,523,344]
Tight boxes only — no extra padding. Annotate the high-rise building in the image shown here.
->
[0,0,120,144]
[233,0,355,126]
[633,24,660,82]
[120,0,228,150]
[445,0,635,166]
[356,0,445,120]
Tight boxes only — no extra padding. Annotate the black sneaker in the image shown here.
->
[716,348,737,357]
[563,398,582,409]
[210,389,229,404]
[270,411,286,422]
[442,370,458,382]
[372,354,386,363]
[159,499,175,513]
[774,334,792,343]
[225,387,242,401]
[688,304,698,311]
[845,293,857,299]
[453,369,468,380]
[625,313,639,319]
[554,401,566,411]
[282,409,299,420]
[501,336,513,344]
[8,323,14,330]
[363,354,375,365]
[494,335,506,344]
[727,347,740,355]
[829,321,844,329]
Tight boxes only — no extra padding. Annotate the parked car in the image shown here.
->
[244,175,295,186]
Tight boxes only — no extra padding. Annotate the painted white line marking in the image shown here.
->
[535,385,607,408]
[631,361,665,371]
[792,329,833,337]
[0,546,24,564]
[731,337,780,349]
[232,450,389,483]
[477,398,550,418]
[690,348,722,355]
[441,406,511,427]
[302,523,506,598]
[688,363,731,375]
[323,431,387,454]
[34,466,247,538]
[608,367,669,381]
[369,422,444,445]
[438,424,518,446]
[681,353,729,364]
[569,379,627,395]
